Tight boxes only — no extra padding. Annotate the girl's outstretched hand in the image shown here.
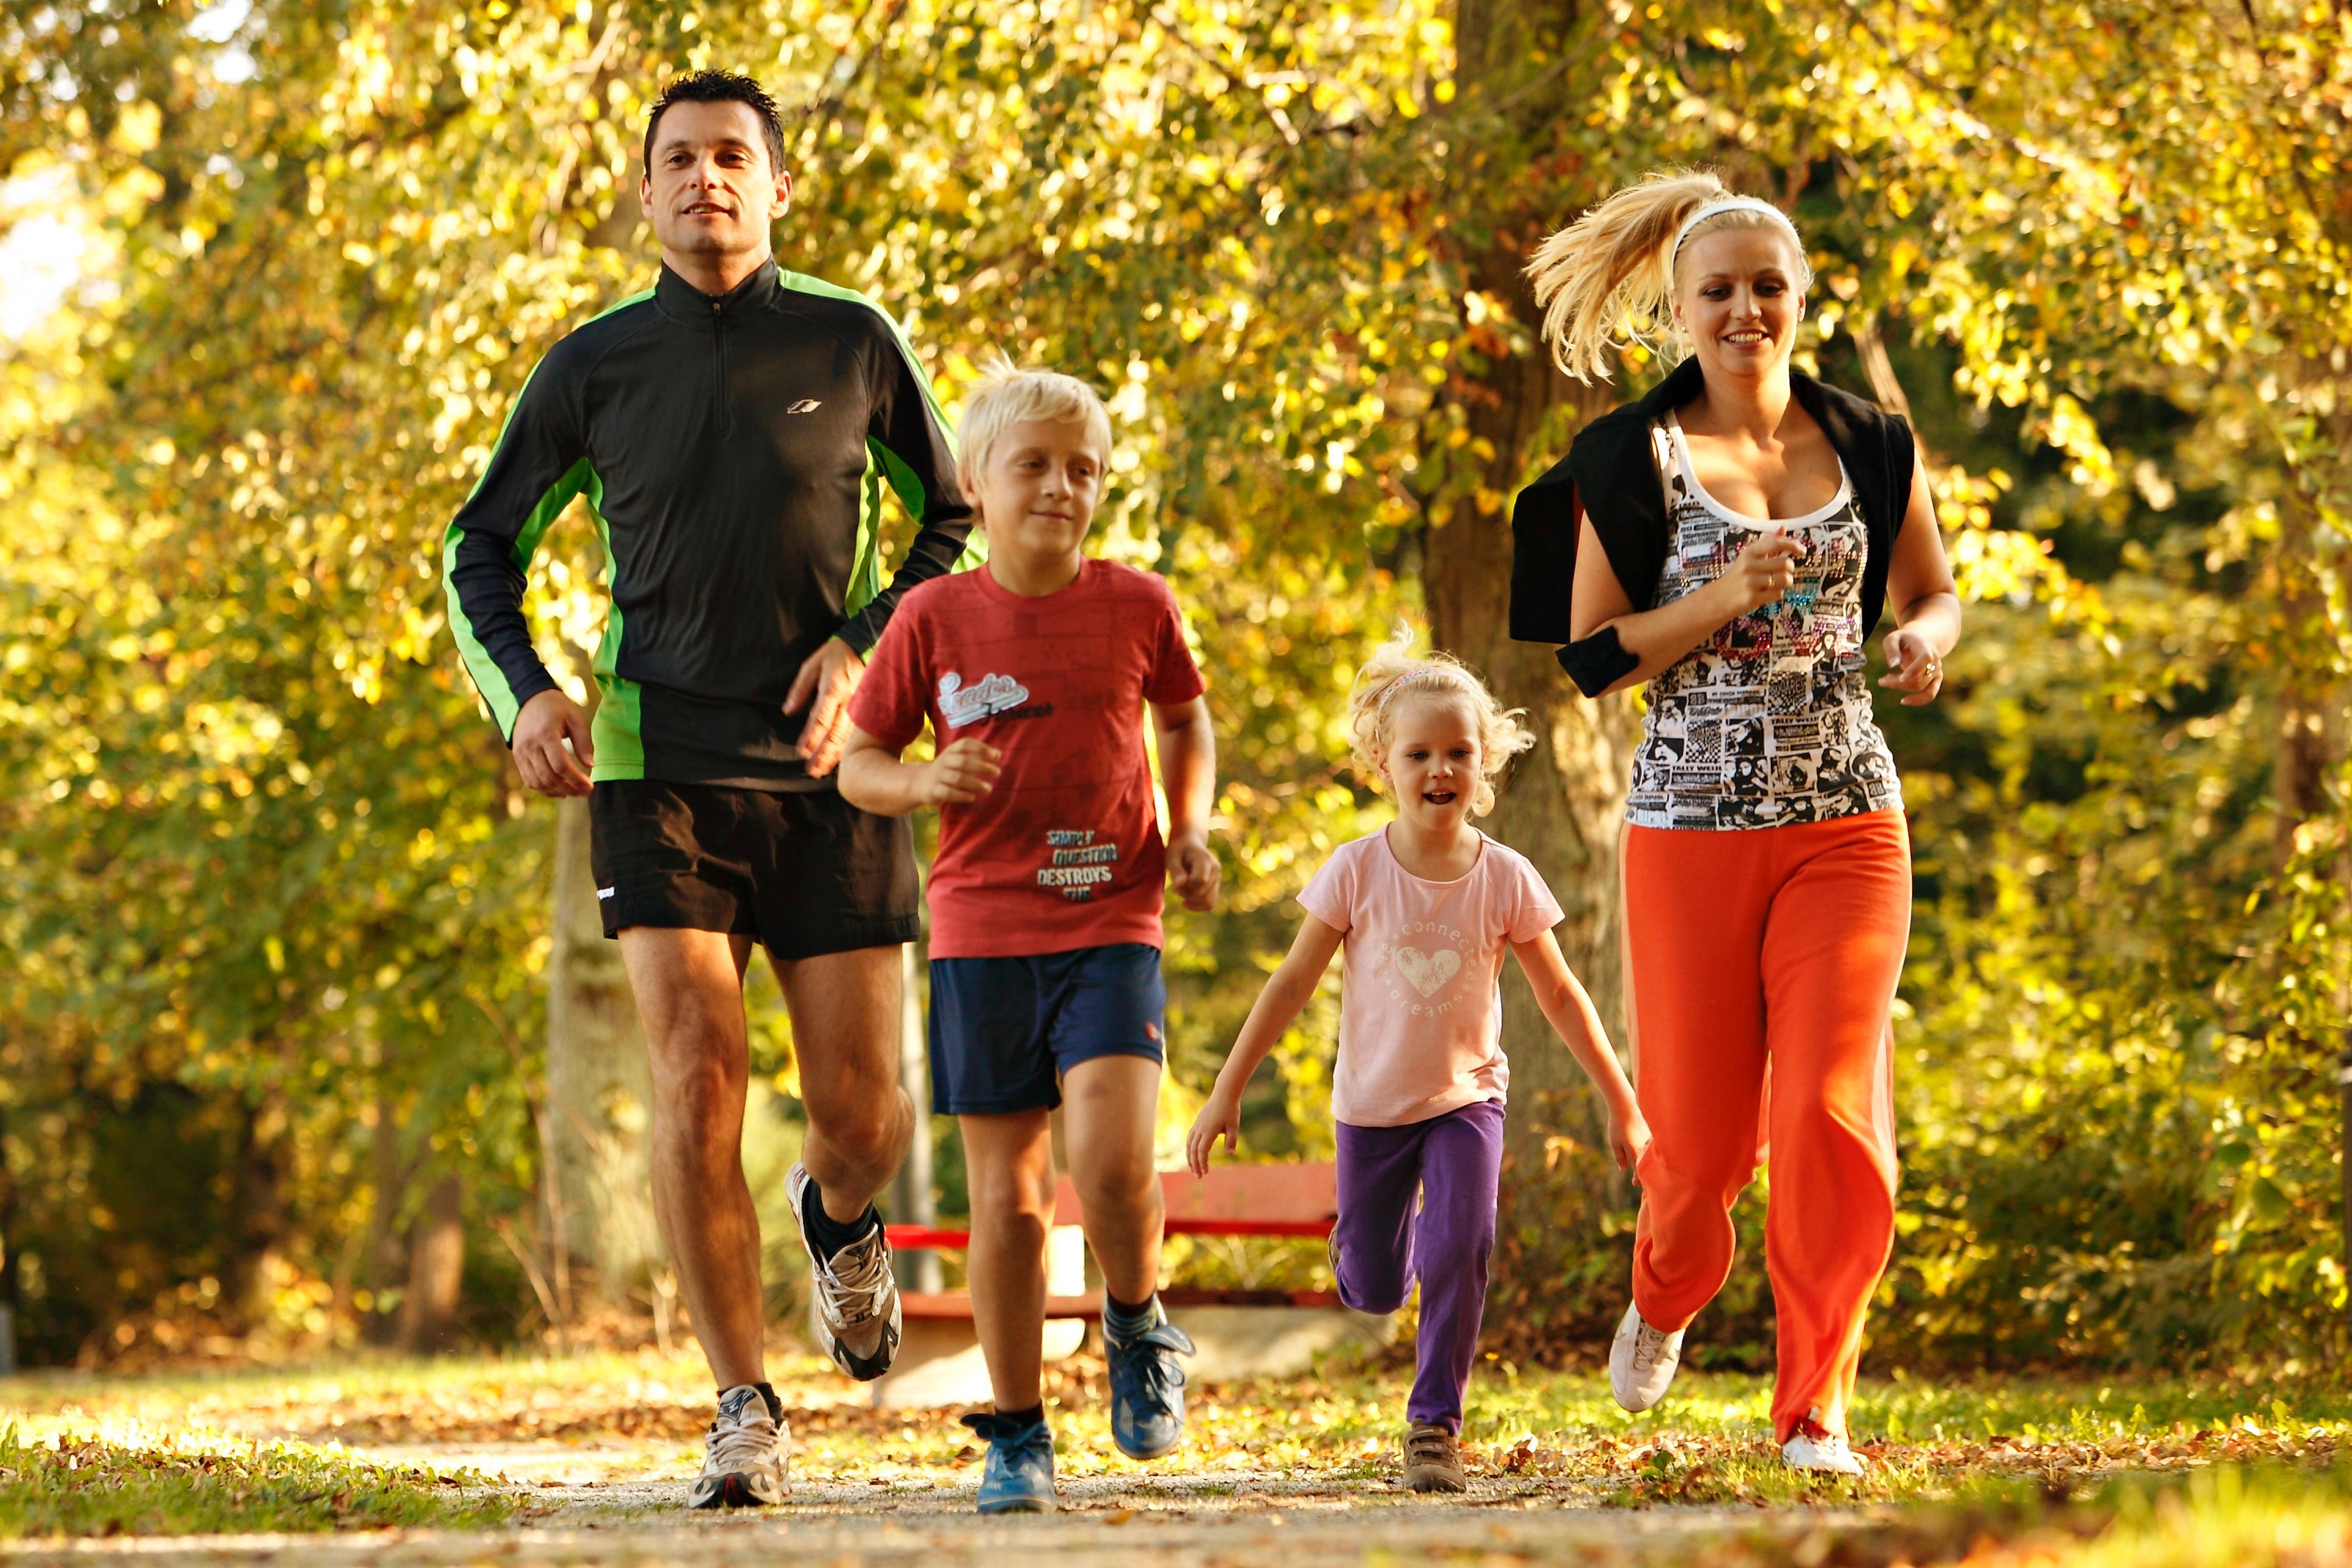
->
[1185,1087,1241,1176]
[1608,1100,1653,1176]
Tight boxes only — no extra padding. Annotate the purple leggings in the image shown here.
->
[1332,1098,1506,1433]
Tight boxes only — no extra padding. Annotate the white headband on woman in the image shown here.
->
[1669,197,1804,265]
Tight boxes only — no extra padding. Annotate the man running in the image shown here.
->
[442,69,973,1508]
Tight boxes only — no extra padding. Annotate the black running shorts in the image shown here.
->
[588,780,920,961]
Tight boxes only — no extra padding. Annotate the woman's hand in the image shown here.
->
[1185,1086,1243,1176]
[916,738,1003,805]
[1608,1099,1652,1176]
[1878,625,1948,706]
[1714,527,1808,616]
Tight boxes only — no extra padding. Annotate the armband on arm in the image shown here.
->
[1556,627,1637,699]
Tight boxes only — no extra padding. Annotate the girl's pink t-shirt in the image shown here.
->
[1298,828,1566,1129]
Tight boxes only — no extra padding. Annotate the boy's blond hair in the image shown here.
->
[957,355,1114,506]
[1346,628,1536,818]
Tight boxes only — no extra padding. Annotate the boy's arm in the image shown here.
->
[1185,915,1344,1173]
[1151,695,1219,912]
[1510,928,1651,1171]
[836,724,1002,817]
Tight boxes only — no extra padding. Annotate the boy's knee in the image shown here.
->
[1072,1156,1159,1220]
[970,1173,1054,1228]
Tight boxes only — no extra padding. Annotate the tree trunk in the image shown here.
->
[545,790,660,1311]
[364,1079,406,1341]
[1430,0,1641,1348]
[224,1092,290,1330]
[398,1174,467,1354]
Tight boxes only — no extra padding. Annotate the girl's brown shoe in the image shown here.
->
[1403,1423,1467,1493]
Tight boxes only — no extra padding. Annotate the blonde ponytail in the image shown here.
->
[1526,169,1811,383]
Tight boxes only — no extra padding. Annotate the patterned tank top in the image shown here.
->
[1625,414,1903,831]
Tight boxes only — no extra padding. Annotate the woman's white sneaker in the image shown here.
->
[1608,1302,1685,1412]
[688,1384,789,1508]
[1781,1413,1865,1475]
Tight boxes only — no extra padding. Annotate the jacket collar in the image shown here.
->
[1631,354,1842,429]
[654,256,781,330]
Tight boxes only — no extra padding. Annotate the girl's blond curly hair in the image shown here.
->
[1345,629,1536,818]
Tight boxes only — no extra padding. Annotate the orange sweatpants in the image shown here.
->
[1622,808,1909,1444]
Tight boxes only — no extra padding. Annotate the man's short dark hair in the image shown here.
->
[644,70,788,174]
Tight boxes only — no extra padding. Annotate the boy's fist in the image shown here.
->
[919,738,1002,805]
[1166,829,1221,912]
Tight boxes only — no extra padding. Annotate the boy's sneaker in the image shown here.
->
[1608,1301,1685,1412]
[1781,1410,1865,1475]
[788,1162,901,1381]
[1402,1423,1467,1493]
[1102,1309,1196,1460]
[962,1411,1057,1513]
[688,1385,788,1508]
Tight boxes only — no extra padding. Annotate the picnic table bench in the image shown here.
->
[883,1161,1341,1321]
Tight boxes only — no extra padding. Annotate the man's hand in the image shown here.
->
[917,738,1003,806]
[513,688,595,798]
[785,637,866,778]
[1166,828,1221,913]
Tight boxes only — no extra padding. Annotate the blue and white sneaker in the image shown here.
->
[1103,1310,1195,1461]
[962,1411,1057,1513]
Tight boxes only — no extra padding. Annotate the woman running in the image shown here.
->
[1509,169,1960,1474]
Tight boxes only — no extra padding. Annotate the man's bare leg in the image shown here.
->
[772,944,911,1223]
[620,926,765,1391]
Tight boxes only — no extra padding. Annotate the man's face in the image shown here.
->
[639,99,791,261]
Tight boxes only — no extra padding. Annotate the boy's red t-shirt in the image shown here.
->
[847,559,1206,959]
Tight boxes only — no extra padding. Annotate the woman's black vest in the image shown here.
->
[1508,357,1916,697]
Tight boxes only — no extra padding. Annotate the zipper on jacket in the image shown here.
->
[712,297,732,436]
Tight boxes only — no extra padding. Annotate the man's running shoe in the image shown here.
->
[687,1384,788,1508]
[1608,1301,1685,1413]
[962,1410,1058,1513]
[788,1161,901,1380]
[1103,1308,1195,1460]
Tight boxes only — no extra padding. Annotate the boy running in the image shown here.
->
[838,361,1218,1513]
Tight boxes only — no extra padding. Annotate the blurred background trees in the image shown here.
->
[0,0,2344,1369]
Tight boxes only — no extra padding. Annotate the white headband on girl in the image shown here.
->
[1669,197,1804,265]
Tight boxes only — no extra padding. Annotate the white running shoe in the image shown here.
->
[1608,1301,1686,1413]
[788,1162,902,1382]
[688,1384,788,1508]
[1781,1409,1865,1475]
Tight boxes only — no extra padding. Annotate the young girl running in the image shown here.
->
[1185,636,1646,1494]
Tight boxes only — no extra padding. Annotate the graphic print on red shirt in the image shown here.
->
[848,559,1206,958]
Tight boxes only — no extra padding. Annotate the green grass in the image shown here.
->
[2,1347,2346,1541]
[0,1424,517,1539]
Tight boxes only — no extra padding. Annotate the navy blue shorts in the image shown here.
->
[927,942,1167,1115]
